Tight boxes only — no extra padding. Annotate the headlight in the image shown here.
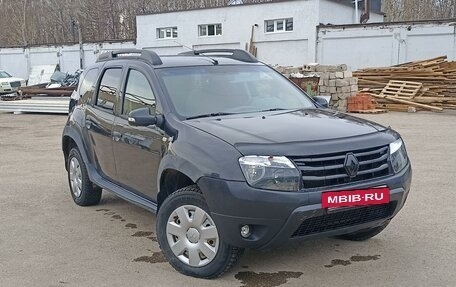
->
[239,156,301,191]
[390,138,408,173]
[1,82,9,86]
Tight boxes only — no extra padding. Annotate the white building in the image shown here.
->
[136,0,384,66]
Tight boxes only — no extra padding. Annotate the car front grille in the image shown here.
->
[291,203,395,237]
[290,145,391,190]
[10,81,21,88]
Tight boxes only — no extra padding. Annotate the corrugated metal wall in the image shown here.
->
[0,42,135,79]
[317,20,456,70]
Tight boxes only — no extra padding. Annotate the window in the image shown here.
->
[0,71,12,78]
[96,68,122,111]
[265,18,293,33]
[123,70,156,115]
[198,24,222,37]
[157,27,178,39]
[78,68,99,104]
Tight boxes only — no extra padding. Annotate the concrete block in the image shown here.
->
[343,71,353,78]
[302,64,316,72]
[349,77,359,85]
[319,86,326,93]
[315,64,347,73]
[329,87,337,93]
[336,79,349,87]
[350,85,358,92]
[329,80,336,87]
[336,87,343,93]
[336,100,347,112]
[329,73,336,79]
[331,94,338,101]
[284,67,301,74]
[342,86,351,93]
[335,72,344,79]
[320,73,330,80]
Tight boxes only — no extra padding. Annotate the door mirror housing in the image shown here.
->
[128,107,163,127]
[313,96,330,108]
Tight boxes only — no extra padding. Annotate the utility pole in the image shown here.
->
[72,20,84,69]
[354,0,359,24]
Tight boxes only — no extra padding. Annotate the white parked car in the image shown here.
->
[0,70,26,94]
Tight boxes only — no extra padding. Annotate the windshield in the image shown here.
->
[0,71,12,78]
[157,65,315,119]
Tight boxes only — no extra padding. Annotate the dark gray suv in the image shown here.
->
[62,49,412,278]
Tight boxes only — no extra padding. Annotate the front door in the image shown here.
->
[112,67,165,200]
[86,67,123,180]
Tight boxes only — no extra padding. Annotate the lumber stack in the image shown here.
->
[354,56,456,111]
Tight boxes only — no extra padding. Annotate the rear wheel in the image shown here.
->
[336,221,390,241]
[157,185,243,279]
[67,148,102,206]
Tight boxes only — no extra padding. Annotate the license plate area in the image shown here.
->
[322,187,390,208]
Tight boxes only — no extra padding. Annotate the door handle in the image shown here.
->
[85,120,92,129]
[112,131,122,142]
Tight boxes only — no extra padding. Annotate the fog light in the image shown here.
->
[240,225,251,238]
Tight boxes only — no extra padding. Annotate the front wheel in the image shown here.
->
[156,185,243,279]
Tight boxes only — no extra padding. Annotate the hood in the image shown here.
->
[1,77,25,83]
[185,109,388,152]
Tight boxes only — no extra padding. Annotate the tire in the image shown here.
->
[67,148,102,206]
[336,221,390,241]
[157,185,244,279]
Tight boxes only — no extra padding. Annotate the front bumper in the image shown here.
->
[198,163,411,250]
[0,83,22,93]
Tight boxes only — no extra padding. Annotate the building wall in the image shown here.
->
[319,1,384,25]
[136,0,320,66]
[317,20,456,70]
[0,42,135,79]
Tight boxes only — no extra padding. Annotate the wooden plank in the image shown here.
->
[348,109,388,114]
[369,93,443,111]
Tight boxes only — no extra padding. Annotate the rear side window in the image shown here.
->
[123,70,156,115]
[79,68,99,104]
[96,68,122,111]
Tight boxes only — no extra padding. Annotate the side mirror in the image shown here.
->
[313,96,330,108]
[128,107,163,127]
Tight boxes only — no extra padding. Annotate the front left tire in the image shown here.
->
[156,185,244,279]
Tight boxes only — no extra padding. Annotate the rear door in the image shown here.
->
[112,64,165,200]
[85,67,123,180]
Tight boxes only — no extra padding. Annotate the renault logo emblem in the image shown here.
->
[344,153,359,177]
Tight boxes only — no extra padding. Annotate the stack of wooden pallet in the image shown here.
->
[354,56,456,112]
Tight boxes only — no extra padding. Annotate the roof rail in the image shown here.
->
[179,49,258,63]
[97,49,163,65]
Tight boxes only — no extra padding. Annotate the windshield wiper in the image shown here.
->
[186,112,236,120]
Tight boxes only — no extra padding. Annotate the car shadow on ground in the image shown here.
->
[89,191,391,287]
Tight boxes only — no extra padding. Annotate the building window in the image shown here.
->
[265,18,293,33]
[198,24,222,37]
[157,27,178,39]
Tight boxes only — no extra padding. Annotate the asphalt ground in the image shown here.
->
[0,111,455,287]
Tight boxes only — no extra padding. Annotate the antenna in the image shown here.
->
[173,40,194,52]
[174,40,219,65]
